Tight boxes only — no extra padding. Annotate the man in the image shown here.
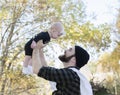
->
[31,40,93,95]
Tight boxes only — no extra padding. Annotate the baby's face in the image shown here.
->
[50,27,64,39]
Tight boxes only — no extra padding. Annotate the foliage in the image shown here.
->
[90,79,112,95]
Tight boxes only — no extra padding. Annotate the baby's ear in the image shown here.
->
[72,56,76,63]
[73,56,76,60]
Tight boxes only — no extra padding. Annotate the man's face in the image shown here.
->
[59,47,75,63]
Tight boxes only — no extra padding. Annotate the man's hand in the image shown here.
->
[31,40,45,49]
[36,40,44,49]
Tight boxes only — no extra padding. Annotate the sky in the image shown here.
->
[83,0,120,25]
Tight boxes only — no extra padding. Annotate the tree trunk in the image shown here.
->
[1,78,7,95]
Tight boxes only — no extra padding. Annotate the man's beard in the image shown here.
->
[58,54,75,63]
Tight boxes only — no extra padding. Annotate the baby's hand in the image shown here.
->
[31,40,37,49]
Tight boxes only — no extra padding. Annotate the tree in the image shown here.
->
[92,6,120,94]
[0,0,54,94]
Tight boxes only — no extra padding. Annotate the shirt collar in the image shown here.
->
[67,66,79,70]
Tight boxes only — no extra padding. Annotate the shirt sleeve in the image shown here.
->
[38,66,76,84]
[33,32,50,44]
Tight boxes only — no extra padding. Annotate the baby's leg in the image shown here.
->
[28,58,32,66]
[23,55,31,67]
[27,59,33,74]
[26,40,37,74]
[23,39,33,74]
[22,55,31,74]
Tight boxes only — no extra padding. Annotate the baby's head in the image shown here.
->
[48,22,65,39]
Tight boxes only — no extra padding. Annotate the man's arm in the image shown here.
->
[32,40,44,74]
[39,47,47,67]
[38,67,78,84]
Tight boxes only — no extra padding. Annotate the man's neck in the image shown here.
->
[64,62,76,68]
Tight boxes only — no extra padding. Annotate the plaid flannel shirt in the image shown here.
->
[38,66,81,95]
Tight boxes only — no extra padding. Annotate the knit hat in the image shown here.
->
[75,46,90,69]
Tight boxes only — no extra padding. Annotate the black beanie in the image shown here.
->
[75,46,90,69]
